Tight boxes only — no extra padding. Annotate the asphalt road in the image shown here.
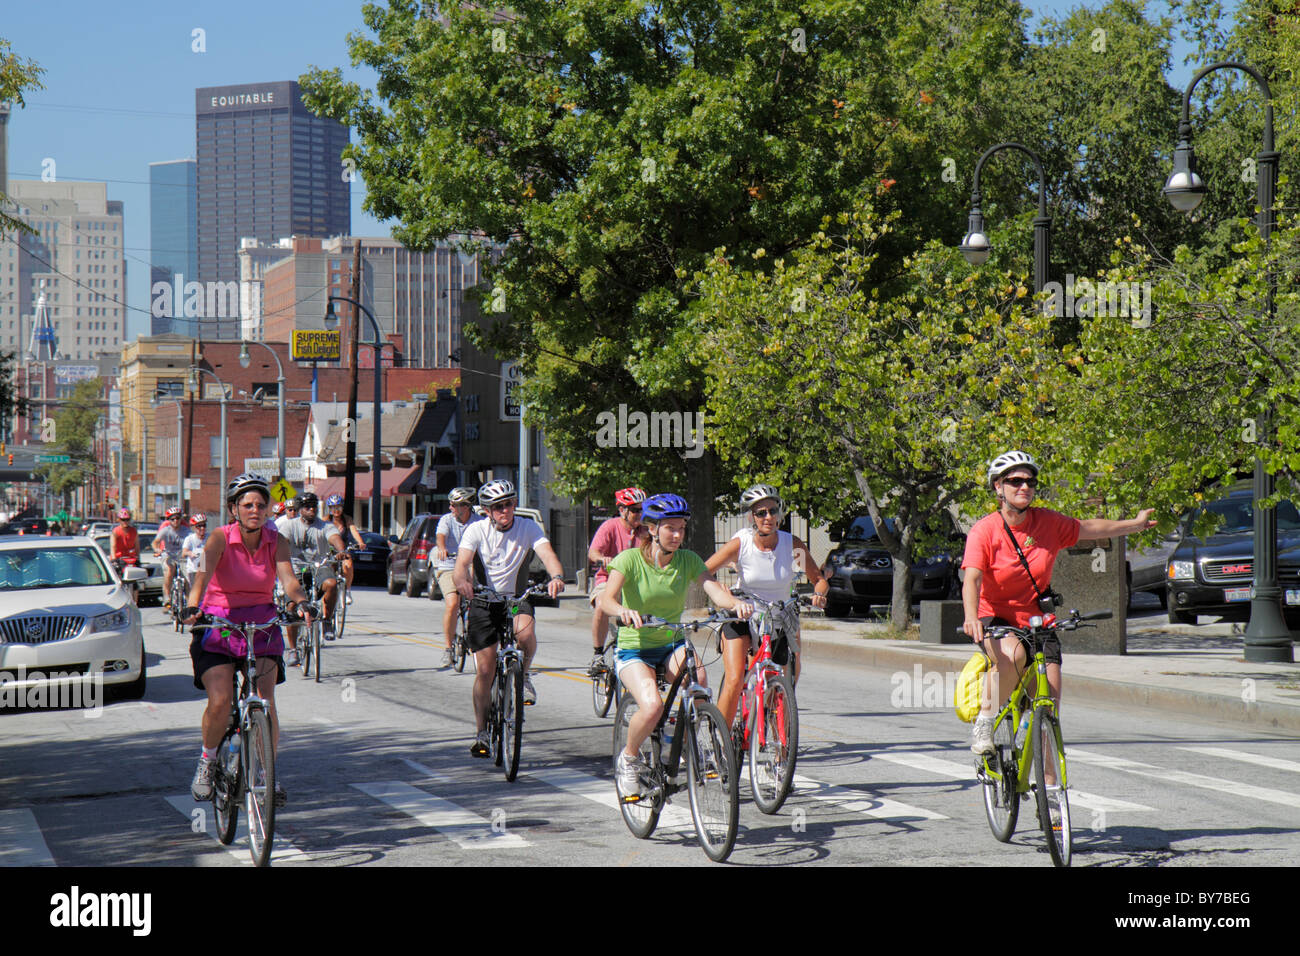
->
[1,587,1297,868]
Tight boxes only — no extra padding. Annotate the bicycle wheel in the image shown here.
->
[312,618,323,684]
[981,712,1019,842]
[592,648,616,717]
[612,692,661,838]
[452,614,468,673]
[1033,707,1071,867]
[503,659,524,782]
[685,699,739,862]
[748,675,798,814]
[299,625,314,679]
[213,728,241,845]
[244,709,276,867]
[490,671,504,767]
[334,585,347,641]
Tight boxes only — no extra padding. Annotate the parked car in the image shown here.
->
[0,536,146,704]
[351,532,390,586]
[1127,529,1183,608]
[0,517,49,536]
[1165,487,1300,626]
[387,513,440,597]
[821,514,960,617]
[91,530,165,606]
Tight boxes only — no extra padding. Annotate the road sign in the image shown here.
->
[270,479,297,503]
[184,477,201,491]
[243,457,308,483]
[36,455,70,463]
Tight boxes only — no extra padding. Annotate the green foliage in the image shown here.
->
[36,379,103,499]
[0,37,44,235]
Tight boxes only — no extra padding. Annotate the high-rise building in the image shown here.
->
[3,180,126,363]
[261,235,481,367]
[195,80,350,337]
[237,237,294,341]
[149,159,198,336]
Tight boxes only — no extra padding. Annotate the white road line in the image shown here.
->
[1177,746,1300,774]
[399,758,455,783]
[791,774,947,821]
[870,751,1157,813]
[525,766,695,833]
[351,781,531,849]
[165,795,307,864]
[0,808,55,866]
[1070,748,1300,809]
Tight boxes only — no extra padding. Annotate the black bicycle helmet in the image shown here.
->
[226,472,270,504]
[298,491,319,510]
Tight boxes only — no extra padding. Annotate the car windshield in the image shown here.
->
[844,517,896,542]
[1194,498,1300,534]
[360,533,386,547]
[0,546,113,590]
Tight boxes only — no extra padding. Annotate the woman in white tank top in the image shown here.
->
[706,484,830,729]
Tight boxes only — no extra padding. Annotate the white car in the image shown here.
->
[0,536,147,706]
[91,530,165,606]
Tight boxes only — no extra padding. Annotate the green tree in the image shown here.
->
[300,0,1033,547]
[36,379,104,505]
[0,37,44,234]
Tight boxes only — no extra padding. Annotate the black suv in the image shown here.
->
[821,515,960,617]
[1165,487,1300,626]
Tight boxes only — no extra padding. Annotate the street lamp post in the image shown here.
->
[189,367,229,514]
[152,395,185,514]
[1163,61,1291,664]
[325,296,383,534]
[239,340,286,483]
[959,142,1052,298]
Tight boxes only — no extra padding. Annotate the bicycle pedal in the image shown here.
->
[621,793,643,804]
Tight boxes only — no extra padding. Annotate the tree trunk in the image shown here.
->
[684,445,716,611]
[891,554,913,631]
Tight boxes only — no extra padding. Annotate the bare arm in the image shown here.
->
[535,540,566,598]
[961,566,984,644]
[792,535,829,608]
[704,537,741,575]
[700,571,751,619]
[599,568,639,627]
[275,535,313,620]
[1078,510,1157,539]
[453,547,475,600]
[184,533,227,617]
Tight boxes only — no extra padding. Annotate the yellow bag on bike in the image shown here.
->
[954,652,989,723]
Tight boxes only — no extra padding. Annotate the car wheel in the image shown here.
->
[405,570,421,598]
[386,562,401,595]
[427,573,441,601]
[825,601,849,618]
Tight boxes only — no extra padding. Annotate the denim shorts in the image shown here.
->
[615,641,685,681]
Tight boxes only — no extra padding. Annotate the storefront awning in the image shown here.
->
[309,465,422,500]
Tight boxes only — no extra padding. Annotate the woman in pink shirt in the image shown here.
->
[183,473,314,806]
[962,451,1155,757]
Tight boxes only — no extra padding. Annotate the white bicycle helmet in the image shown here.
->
[449,486,477,506]
[478,479,517,506]
[740,483,784,514]
[987,450,1040,489]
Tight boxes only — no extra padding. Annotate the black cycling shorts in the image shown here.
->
[189,630,285,690]
[981,616,1061,666]
[466,596,535,653]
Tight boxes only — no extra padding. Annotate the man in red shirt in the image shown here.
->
[962,451,1155,756]
[586,488,648,675]
[110,508,140,603]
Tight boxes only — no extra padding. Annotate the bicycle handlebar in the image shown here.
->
[953,608,1113,640]
[192,606,319,630]
[639,611,746,630]
[472,581,554,605]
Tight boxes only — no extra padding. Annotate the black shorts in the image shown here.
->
[466,596,534,653]
[721,620,795,666]
[189,630,286,690]
[981,616,1061,666]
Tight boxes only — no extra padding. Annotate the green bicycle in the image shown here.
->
[967,609,1111,868]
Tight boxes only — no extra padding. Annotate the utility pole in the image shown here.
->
[343,238,362,524]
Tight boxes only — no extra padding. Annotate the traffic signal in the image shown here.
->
[6,454,11,466]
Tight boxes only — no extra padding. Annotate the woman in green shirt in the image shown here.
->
[600,493,752,797]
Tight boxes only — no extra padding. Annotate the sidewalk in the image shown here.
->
[796,611,1300,735]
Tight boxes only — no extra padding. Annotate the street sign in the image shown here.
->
[501,361,522,421]
[270,479,297,503]
[184,477,201,491]
[243,457,308,482]
[36,455,70,463]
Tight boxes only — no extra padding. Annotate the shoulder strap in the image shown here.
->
[1001,514,1047,602]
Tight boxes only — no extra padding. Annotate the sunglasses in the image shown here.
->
[1002,477,1038,489]
[623,506,642,514]
[752,508,779,518]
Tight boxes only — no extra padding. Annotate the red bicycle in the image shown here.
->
[729,591,809,814]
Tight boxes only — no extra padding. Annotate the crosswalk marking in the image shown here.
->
[0,808,55,866]
[870,752,1156,813]
[165,795,308,864]
[525,765,695,833]
[1177,746,1300,774]
[791,774,947,821]
[1069,748,1300,809]
[399,758,455,783]
[351,781,531,849]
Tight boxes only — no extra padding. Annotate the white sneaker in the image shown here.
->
[191,756,216,801]
[616,751,644,797]
[522,675,537,706]
[971,715,995,755]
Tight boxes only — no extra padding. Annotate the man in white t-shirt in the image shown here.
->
[453,479,565,757]
[435,486,483,668]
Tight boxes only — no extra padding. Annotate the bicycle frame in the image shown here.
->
[982,634,1060,796]
[733,594,803,753]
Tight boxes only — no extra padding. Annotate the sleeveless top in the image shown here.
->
[199,522,283,657]
[734,527,795,604]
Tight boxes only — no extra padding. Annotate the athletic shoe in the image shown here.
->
[440,647,453,668]
[522,675,537,706]
[587,653,605,678]
[346,592,353,605]
[275,781,287,808]
[470,731,491,758]
[971,715,995,755]
[323,621,336,641]
[616,751,644,797]
[191,756,216,801]
[287,648,300,667]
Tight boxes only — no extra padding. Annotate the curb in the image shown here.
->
[798,636,1300,736]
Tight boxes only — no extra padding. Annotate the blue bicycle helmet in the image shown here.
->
[325,493,344,508]
[642,493,690,522]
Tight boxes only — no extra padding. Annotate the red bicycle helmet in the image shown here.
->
[614,487,647,507]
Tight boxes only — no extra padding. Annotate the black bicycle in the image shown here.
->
[591,619,620,717]
[475,583,550,782]
[612,611,743,863]
[195,605,316,867]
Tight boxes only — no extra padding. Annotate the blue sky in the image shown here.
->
[2,1,1229,341]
